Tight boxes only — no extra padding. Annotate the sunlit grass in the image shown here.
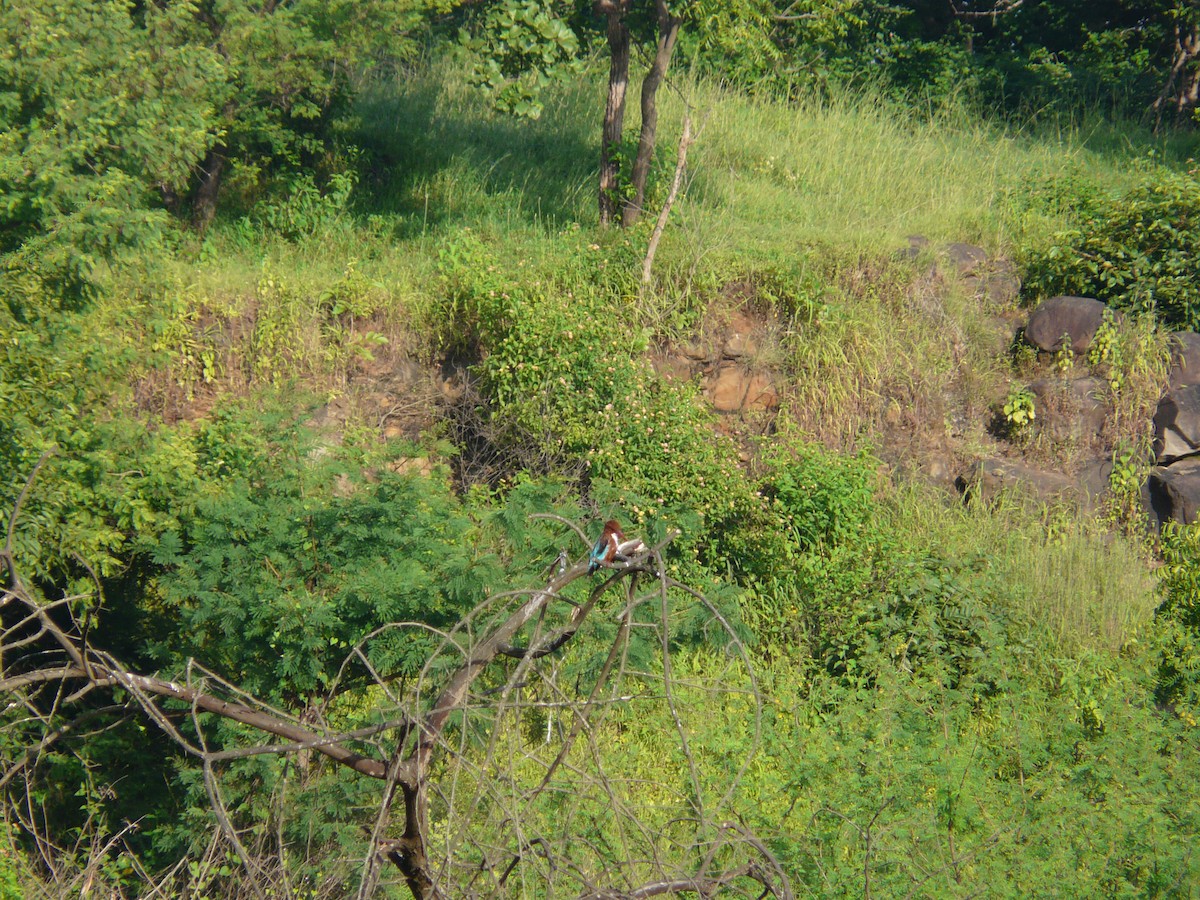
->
[675,81,1151,260]
[884,482,1158,653]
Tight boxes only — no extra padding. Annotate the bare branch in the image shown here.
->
[948,0,1025,18]
[2,446,55,568]
[3,468,783,900]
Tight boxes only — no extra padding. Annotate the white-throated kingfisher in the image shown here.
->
[588,520,624,574]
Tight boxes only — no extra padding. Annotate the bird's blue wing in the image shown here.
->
[587,538,606,573]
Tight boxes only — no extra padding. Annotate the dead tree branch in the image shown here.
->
[2,462,789,900]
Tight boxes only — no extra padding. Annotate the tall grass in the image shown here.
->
[680,81,1153,258]
[185,59,1167,310]
[885,484,1158,653]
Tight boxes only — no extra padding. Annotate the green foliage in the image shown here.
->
[1023,166,1200,329]
[0,841,25,900]
[0,0,220,300]
[839,553,1014,696]
[436,229,768,576]
[1086,308,1124,389]
[972,0,1191,120]
[460,0,583,118]
[0,0,438,302]
[742,441,884,663]
[182,0,426,179]
[763,440,876,552]
[145,409,502,699]
[240,171,358,242]
[749,652,1200,898]
[680,0,781,86]
[1155,521,1200,710]
[0,281,202,583]
[1002,384,1036,431]
[7,17,1199,895]
[1104,442,1150,534]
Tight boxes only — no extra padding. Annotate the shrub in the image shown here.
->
[145,410,505,701]
[1155,521,1200,709]
[1023,166,1200,329]
[435,229,771,577]
[1002,384,1036,433]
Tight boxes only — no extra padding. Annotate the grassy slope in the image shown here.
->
[147,58,1177,680]
[91,62,1200,894]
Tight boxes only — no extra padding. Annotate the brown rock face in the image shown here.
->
[649,352,696,382]
[722,310,759,360]
[706,364,778,412]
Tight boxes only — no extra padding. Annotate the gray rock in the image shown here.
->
[1168,332,1200,388]
[942,242,989,275]
[1029,376,1109,441]
[963,265,1022,305]
[965,458,1078,503]
[1078,457,1114,503]
[1153,383,1200,464]
[1025,296,1107,353]
[1147,457,1200,526]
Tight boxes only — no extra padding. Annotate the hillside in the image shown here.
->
[4,19,1200,898]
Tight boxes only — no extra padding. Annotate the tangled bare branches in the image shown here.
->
[1,463,791,899]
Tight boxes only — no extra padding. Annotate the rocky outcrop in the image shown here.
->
[706,365,779,412]
[1168,331,1200,387]
[1028,376,1110,442]
[963,458,1079,503]
[1153,384,1200,465]
[656,304,780,414]
[1146,334,1200,526]
[1024,296,1107,353]
[900,238,1021,304]
[1147,458,1200,527]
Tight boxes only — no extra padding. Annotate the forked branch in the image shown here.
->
[2,463,789,899]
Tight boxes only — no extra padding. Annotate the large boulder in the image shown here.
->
[1024,296,1107,353]
[1147,457,1200,527]
[962,458,1078,504]
[1028,376,1109,442]
[1167,331,1200,388]
[1153,383,1200,464]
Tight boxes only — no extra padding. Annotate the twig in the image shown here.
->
[642,111,694,288]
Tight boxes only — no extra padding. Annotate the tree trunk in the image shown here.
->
[598,1,630,226]
[1154,18,1200,128]
[192,146,227,234]
[1176,23,1200,117]
[620,0,681,228]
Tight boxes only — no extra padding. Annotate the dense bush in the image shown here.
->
[1023,166,1200,329]
[436,229,775,577]
[145,412,501,699]
[1155,521,1200,710]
